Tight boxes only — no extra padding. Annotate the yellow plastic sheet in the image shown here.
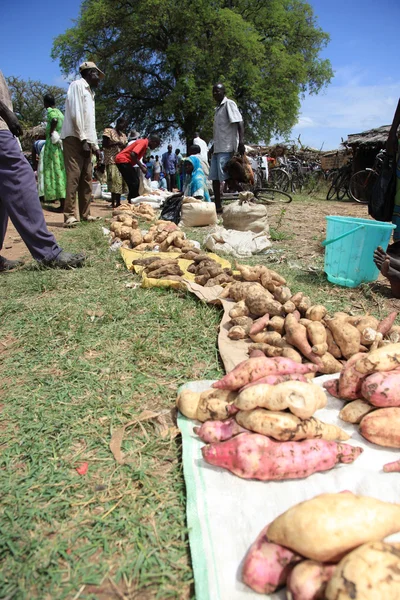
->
[120,248,231,290]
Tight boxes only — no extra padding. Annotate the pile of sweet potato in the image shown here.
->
[187,255,235,287]
[223,263,399,375]
[242,491,400,598]
[177,355,362,482]
[324,343,400,459]
[112,202,156,221]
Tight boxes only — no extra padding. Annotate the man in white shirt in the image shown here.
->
[209,83,244,213]
[61,61,104,227]
[193,132,209,165]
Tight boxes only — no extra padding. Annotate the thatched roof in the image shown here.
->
[345,125,391,148]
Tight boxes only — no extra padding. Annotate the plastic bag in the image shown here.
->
[222,195,269,234]
[160,193,183,224]
[369,155,396,221]
[205,225,271,257]
[180,197,217,227]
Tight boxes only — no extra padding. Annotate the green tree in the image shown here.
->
[52,0,332,146]
[6,76,67,129]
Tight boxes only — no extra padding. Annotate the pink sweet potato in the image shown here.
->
[249,313,270,336]
[338,352,366,400]
[193,419,247,443]
[286,560,336,600]
[240,373,307,391]
[323,378,341,398]
[249,349,266,358]
[377,311,398,335]
[212,357,318,391]
[242,524,302,594]
[201,433,363,480]
[383,459,400,473]
[361,370,400,407]
[360,407,400,447]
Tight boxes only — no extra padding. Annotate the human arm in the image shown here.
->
[67,83,91,155]
[0,101,22,137]
[387,99,400,155]
[50,117,58,135]
[130,152,147,174]
[238,121,245,155]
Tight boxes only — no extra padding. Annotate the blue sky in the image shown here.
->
[1,0,399,150]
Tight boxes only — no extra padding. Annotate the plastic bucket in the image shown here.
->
[323,216,396,287]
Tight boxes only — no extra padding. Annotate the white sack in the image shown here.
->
[205,225,271,257]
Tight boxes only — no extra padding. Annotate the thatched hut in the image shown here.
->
[344,125,390,172]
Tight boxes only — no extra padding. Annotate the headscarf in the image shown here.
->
[184,155,210,202]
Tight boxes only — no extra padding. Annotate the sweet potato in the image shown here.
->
[378,311,398,335]
[326,318,361,360]
[212,356,318,390]
[176,390,201,419]
[251,343,282,357]
[234,381,327,418]
[323,378,340,398]
[229,300,249,318]
[236,409,350,441]
[318,352,344,375]
[361,369,400,406]
[268,492,400,563]
[269,269,286,285]
[228,326,247,340]
[229,316,253,330]
[339,399,375,423]
[325,541,400,599]
[338,352,366,400]
[240,373,308,391]
[282,300,296,314]
[249,313,270,336]
[228,281,266,302]
[250,330,282,345]
[249,349,266,358]
[305,305,328,321]
[202,434,361,480]
[246,293,284,318]
[268,316,285,334]
[273,286,292,304]
[281,347,303,363]
[307,322,328,356]
[360,407,400,447]
[242,525,302,594]
[383,459,400,472]
[235,262,266,282]
[285,314,322,367]
[326,329,342,359]
[354,343,400,374]
[193,418,247,443]
[286,560,336,600]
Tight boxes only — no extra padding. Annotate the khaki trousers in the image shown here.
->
[63,136,93,221]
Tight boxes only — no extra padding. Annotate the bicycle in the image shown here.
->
[349,149,386,204]
[326,161,353,201]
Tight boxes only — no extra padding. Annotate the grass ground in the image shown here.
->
[1,191,399,599]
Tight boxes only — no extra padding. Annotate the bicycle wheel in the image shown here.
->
[254,187,292,204]
[268,168,290,192]
[326,173,340,200]
[349,169,378,204]
[337,172,351,201]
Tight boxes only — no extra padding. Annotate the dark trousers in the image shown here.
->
[0,130,61,261]
[165,173,175,192]
[63,136,93,221]
[116,163,140,200]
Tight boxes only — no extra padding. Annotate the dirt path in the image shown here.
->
[2,200,113,261]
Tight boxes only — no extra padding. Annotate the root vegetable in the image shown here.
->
[249,313,270,336]
[236,409,350,441]
[281,347,303,363]
[326,318,361,360]
[361,370,400,406]
[269,269,286,285]
[383,459,400,472]
[339,399,375,423]
[229,316,253,330]
[286,560,336,600]
[202,434,361,480]
[338,352,366,400]
[229,300,249,318]
[193,418,247,443]
[228,281,266,302]
[370,331,383,351]
[273,286,292,304]
[378,311,398,335]
[240,373,308,390]
[212,356,318,390]
[246,294,284,318]
[250,331,282,345]
[305,305,328,321]
[325,541,400,600]
[252,343,282,357]
[268,492,400,563]
[360,407,400,447]
[285,314,322,367]
[299,318,313,327]
[318,352,344,374]
[354,343,400,374]
[228,326,247,340]
[323,378,340,398]
[249,349,266,358]
[282,300,296,313]
[307,322,328,356]
[176,390,201,419]
[242,525,302,594]
[235,262,266,282]
[268,316,285,334]
[326,329,342,359]
[235,381,327,418]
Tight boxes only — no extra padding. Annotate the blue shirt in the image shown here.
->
[162,151,177,174]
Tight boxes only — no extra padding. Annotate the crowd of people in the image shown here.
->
[0,58,247,271]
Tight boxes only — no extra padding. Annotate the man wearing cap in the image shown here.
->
[61,61,105,227]
[0,70,85,271]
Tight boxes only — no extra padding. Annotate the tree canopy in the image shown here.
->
[52,0,333,145]
[6,76,67,129]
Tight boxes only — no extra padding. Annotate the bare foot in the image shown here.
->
[374,246,400,272]
[381,258,400,299]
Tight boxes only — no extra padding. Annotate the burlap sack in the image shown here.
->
[222,194,269,234]
[180,197,218,227]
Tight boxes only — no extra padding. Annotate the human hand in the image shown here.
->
[7,112,23,137]
[94,148,101,161]
[82,141,91,156]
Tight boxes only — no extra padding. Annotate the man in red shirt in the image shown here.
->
[115,134,161,200]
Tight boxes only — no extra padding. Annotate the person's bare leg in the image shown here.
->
[374,246,400,271]
[213,180,222,213]
[380,257,400,298]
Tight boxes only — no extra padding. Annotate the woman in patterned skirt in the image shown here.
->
[103,117,128,207]
[42,94,67,212]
